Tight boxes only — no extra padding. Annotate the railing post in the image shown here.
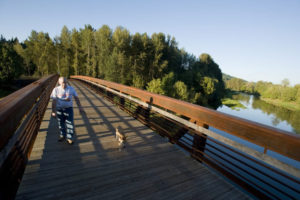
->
[134,105,143,119]
[144,97,153,122]
[191,123,209,162]
[173,127,188,141]
[119,96,125,107]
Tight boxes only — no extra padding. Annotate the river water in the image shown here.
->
[217,93,300,135]
[212,93,300,198]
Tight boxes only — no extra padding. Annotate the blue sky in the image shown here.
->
[1,0,299,85]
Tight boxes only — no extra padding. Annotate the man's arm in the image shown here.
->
[52,99,57,117]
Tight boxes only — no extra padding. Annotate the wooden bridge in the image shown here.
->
[0,75,299,199]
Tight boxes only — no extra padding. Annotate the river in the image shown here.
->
[217,93,300,135]
[212,93,300,198]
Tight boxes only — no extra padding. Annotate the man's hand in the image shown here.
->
[52,99,57,117]
[51,112,56,117]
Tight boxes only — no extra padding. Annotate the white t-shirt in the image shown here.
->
[50,85,78,109]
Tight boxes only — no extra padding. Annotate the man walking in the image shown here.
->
[51,77,83,144]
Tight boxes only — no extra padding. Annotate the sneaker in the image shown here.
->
[67,139,74,145]
[58,135,65,142]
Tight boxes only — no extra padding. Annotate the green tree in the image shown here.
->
[146,78,165,95]
[111,26,131,84]
[81,25,95,76]
[39,37,55,75]
[244,82,255,93]
[201,77,218,95]
[71,29,83,75]
[225,78,245,91]
[130,33,154,88]
[281,87,297,101]
[21,31,55,76]
[269,85,281,99]
[94,25,113,79]
[281,78,290,87]
[161,72,176,96]
[24,31,44,75]
[255,81,271,95]
[295,84,300,103]
[60,26,72,77]
[14,41,35,75]
[173,81,189,101]
[150,33,168,79]
[54,36,62,74]
[187,53,225,107]
[0,37,23,82]
[105,48,119,82]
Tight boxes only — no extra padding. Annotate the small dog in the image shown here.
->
[115,126,126,149]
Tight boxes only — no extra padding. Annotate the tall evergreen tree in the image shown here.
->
[71,29,82,75]
[60,26,72,77]
[94,25,113,79]
[39,36,55,75]
[150,33,168,79]
[54,36,62,74]
[111,26,131,84]
[0,37,23,82]
[130,33,153,88]
[14,41,35,75]
[81,25,95,76]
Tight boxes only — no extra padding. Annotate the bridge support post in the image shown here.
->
[191,123,208,163]
[119,96,125,107]
[144,97,153,123]
[134,105,142,119]
[173,127,188,141]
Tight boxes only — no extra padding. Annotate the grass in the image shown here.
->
[261,98,300,111]
[221,98,246,111]
[221,90,247,110]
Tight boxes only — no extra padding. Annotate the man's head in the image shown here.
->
[58,77,67,89]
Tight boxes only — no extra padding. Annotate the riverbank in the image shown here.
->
[218,92,300,134]
[223,90,300,112]
[261,98,300,111]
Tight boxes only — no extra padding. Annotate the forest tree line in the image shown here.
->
[225,77,300,103]
[0,25,225,108]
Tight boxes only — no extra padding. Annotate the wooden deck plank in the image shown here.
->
[16,80,250,200]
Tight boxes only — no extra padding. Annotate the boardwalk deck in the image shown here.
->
[16,80,250,200]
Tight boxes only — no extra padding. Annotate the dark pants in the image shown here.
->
[56,107,74,139]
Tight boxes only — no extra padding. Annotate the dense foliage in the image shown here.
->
[224,77,300,103]
[0,25,225,108]
[0,36,24,82]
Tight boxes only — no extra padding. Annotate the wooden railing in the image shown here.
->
[72,75,300,199]
[0,74,59,200]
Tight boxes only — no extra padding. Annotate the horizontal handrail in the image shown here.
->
[78,77,300,178]
[71,75,300,162]
[0,74,59,199]
[0,74,59,150]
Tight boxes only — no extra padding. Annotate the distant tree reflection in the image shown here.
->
[252,97,300,134]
